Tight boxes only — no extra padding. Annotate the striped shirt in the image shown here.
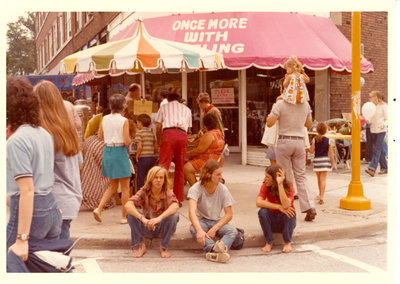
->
[155,101,192,132]
[136,127,155,157]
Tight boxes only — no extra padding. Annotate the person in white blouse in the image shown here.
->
[93,94,132,224]
[365,91,388,177]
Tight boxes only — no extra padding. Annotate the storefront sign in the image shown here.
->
[134,100,153,115]
[211,88,235,104]
[172,17,248,55]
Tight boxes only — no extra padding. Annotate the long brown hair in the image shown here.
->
[265,164,291,198]
[200,159,222,185]
[34,81,80,156]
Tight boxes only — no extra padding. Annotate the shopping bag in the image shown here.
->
[261,122,278,146]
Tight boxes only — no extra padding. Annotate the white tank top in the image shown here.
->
[102,113,126,144]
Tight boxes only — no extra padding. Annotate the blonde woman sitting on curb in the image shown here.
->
[125,166,179,258]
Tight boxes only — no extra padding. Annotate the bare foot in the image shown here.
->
[261,243,273,252]
[282,243,292,253]
[160,247,171,258]
[132,243,147,258]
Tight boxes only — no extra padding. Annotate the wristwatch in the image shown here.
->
[17,234,29,241]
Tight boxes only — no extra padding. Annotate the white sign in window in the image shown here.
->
[211,88,235,104]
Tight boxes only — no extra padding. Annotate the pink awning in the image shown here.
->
[111,12,373,73]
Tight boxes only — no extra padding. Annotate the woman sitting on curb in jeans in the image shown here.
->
[125,166,180,258]
[256,164,296,253]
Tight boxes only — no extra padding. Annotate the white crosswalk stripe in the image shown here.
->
[298,244,386,273]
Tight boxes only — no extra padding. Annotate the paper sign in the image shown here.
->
[134,100,153,115]
[211,88,235,104]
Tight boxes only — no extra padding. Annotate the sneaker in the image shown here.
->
[120,218,128,224]
[93,208,102,222]
[212,240,228,253]
[365,169,375,177]
[304,208,316,222]
[378,170,388,175]
[206,252,230,263]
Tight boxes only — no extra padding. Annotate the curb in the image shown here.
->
[70,217,387,250]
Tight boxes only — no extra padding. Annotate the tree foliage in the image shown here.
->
[6,12,36,75]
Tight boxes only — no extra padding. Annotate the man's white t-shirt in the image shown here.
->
[187,182,234,221]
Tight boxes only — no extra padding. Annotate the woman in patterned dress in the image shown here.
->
[184,113,225,186]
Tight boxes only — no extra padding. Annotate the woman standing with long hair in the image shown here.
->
[34,80,83,239]
[125,166,180,258]
[93,94,132,224]
[7,77,62,268]
[365,90,388,177]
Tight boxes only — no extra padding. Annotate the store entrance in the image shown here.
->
[206,70,240,150]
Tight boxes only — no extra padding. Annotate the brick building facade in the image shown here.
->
[35,12,119,74]
[330,12,388,119]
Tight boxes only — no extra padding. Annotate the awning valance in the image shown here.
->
[60,20,224,75]
[111,12,374,73]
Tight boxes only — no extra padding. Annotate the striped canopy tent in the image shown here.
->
[60,20,224,76]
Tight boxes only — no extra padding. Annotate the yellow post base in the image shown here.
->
[340,182,371,210]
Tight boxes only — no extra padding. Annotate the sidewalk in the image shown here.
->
[70,153,388,250]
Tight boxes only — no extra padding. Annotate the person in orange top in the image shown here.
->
[283,55,310,104]
[184,113,225,186]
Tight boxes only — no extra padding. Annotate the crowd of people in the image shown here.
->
[6,54,388,270]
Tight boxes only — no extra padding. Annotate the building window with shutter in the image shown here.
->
[66,12,72,40]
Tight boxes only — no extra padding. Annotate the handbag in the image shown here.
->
[261,122,279,146]
[231,228,245,250]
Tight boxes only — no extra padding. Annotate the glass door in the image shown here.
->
[206,70,240,150]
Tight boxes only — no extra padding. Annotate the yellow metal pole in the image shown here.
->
[340,12,370,210]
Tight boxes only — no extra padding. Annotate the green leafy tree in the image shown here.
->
[6,12,36,75]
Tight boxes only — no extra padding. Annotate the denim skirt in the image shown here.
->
[102,146,131,179]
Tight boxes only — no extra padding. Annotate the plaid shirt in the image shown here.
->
[129,188,178,218]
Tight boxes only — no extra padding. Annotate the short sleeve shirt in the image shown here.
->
[53,151,83,219]
[271,100,312,137]
[136,127,155,157]
[129,188,178,219]
[187,182,235,220]
[154,101,192,132]
[257,183,295,213]
[7,125,55,196]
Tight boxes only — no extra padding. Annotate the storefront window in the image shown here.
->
[206,69,239,147]
[145,72,182,103]
[246,67,315,146]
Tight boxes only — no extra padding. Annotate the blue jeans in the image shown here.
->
[189,218,238,252]
[7,193,62,250]
[365,125,374,162]
[60,219,72,240]
[368,132,387,172]
[258,208,296,243]
[126,212,179,249]
[137,157,156,190]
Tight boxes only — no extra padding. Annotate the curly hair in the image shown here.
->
[109,93,126,113]
[7,76,41,131]
[265,164,292,198]
[203,113,218,130]
[284,55,304,73]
